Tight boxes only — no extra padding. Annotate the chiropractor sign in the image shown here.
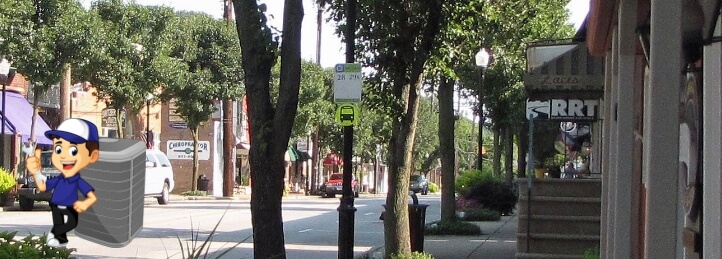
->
[526,99,599,121]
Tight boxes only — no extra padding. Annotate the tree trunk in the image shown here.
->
[191,127,199,191]
[438,76,456,222]
[504,126,514,184]
[60,65,72,121]
[385,79,421,256]
[233,0,304,258]
[310,126,319,193]
[115,108,125,139]
[493,126,501,175]
[517,126,528,178]
[29,92,40,144]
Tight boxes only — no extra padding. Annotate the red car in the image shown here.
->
[323,173,360,198]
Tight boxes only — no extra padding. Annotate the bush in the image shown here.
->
[389,251,434,259]
[459,208,501,221]
[0,168,15,194]
[182,190,207,196]
[0,231,75,259]
[455,169,518,215]
[583,247,600,259]
[427,182,440,193]
[424,220,481,236]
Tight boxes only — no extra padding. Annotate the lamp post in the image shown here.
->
[475,48,490,172]
[146,93,153,148]
[0,55,12,169]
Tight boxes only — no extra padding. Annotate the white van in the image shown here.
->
[145,150,175,204]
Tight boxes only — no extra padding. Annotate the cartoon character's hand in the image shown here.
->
[25,148,42,177]
[73,200,91,213]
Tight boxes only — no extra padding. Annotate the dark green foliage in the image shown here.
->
[583,247,600,259]
[0,231,75,259]
[389,252,435,259]
[459,207,501,221]
[456,169,518,215]
[424,220,482,236]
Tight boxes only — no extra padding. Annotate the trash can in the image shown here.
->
[409,203,430,252]
[197,175,209,192]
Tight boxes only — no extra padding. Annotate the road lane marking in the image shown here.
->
[299,229,312,233]
[364,213,374,215]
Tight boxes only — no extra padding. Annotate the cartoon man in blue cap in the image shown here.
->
[25,118,100,248]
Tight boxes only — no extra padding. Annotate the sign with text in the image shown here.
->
[167,140,211,160]
[333,63,363,103]
[526,99,599,121]
[101,109,126,128]
[168,99,188,129]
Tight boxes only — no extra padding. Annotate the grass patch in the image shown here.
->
[458,208,501,221]
[181,190,207,196]
[424,220,481,236]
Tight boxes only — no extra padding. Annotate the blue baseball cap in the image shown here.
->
[45,118,100,144]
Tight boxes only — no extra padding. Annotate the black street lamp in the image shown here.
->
[146,93,153,148]
[475,48,490,172]
[0,55,13,169]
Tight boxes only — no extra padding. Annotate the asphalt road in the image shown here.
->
[0,194,441,259]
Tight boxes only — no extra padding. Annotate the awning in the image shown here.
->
[0,91,53,145]
[524,41,605,100]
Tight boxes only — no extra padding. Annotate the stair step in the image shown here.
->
[516,253,584,259]
[518,197,601,216]
[517,234,600,255]
[518,215,600,236]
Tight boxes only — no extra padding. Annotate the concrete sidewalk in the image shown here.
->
[367,215,518,259]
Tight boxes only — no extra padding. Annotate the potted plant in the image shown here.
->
[0,167,16,207]
[533,160,546,179]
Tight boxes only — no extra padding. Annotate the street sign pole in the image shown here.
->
[338,0,357,258]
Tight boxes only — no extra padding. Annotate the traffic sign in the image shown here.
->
[335,103,360,126]
[334,63,363,103]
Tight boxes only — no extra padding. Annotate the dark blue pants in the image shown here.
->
[50,204,78,244]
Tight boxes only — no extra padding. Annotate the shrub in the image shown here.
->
[389,251,434,259]
[182,190,207,196]
[455,169,518,215]
[459,208,501,221]
[427,182,440,193]
[0,231,75,259]
[0,168,15,194]
[424,220,481,236]
[166,205,247,259]
[583,247,600,259]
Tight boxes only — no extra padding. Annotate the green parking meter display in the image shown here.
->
[336,103,360,126]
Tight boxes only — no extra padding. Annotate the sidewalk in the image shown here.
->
[367,215,518,259]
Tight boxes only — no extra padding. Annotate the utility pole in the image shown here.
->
[310,0,324,194]
[222,0,235,197]
[338,0,357,258]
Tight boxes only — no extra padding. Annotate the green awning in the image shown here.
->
[287,146,299,162]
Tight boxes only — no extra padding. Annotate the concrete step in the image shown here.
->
[517,178,602,198]
[516,253,584,259]
[518,215,600,236]
[518,196,601,216]
[517,233,600,255]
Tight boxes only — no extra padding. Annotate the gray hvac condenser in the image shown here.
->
[75,138,146,248]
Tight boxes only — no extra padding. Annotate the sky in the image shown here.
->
[81,0,590,69]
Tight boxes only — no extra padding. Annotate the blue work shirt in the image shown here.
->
[46,173,95,206]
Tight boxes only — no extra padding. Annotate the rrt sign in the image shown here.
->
[334,63,363,103]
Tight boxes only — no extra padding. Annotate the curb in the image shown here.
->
[360,246,384,259]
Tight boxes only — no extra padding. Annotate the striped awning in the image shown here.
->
[524,42,605,100]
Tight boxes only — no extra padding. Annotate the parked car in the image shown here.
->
[410,174,429,195]
[16,151,60,211]
[323,173,359,198]
[145,150,175,205]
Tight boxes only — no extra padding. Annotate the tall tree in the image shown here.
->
[162,13,244,191]
[77,0,181,139]
[1,0,92,143]
[328,0,444,256]
[232,1,303,258]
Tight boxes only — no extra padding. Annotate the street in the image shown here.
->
[0,194,441,259]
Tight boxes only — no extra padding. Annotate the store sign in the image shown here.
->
[526,99,599,121]
[167,140,210,160]
[101,109,126,128]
